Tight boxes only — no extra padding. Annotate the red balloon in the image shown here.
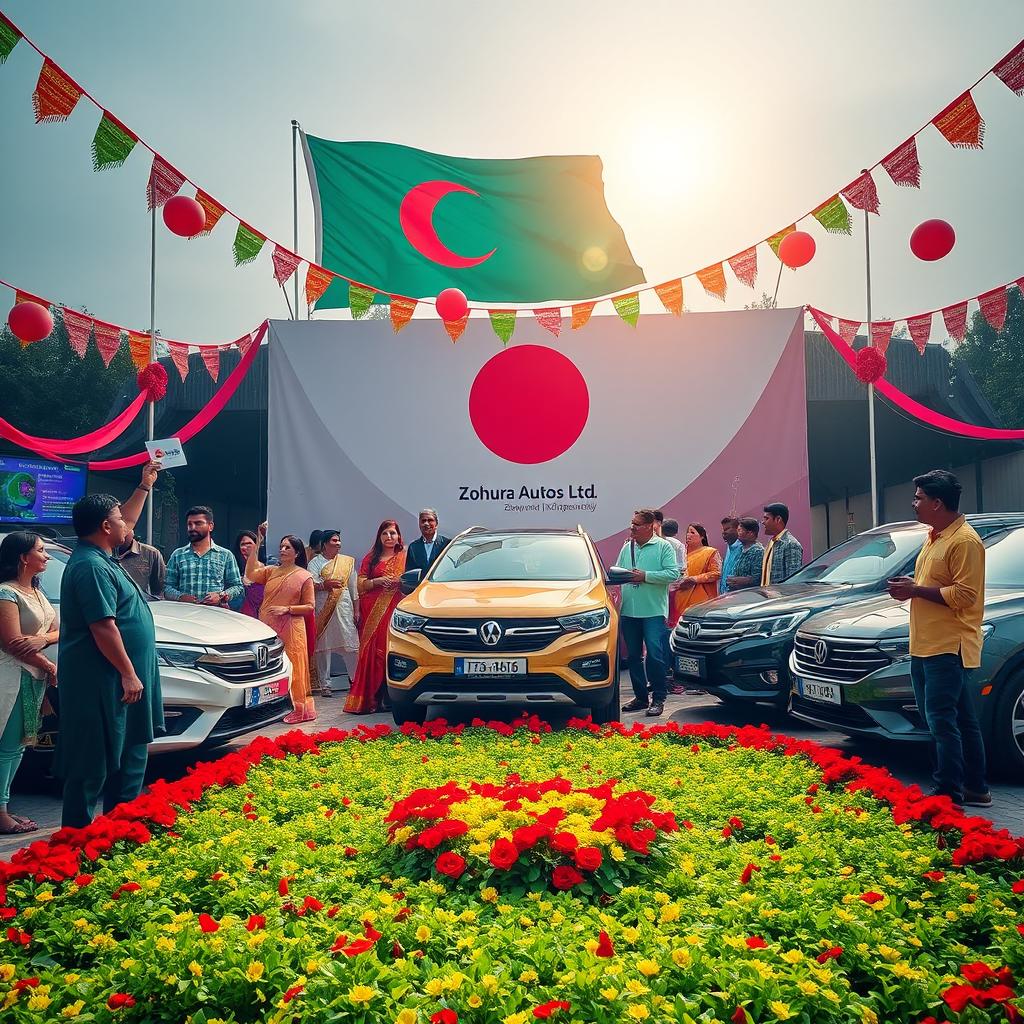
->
[778,231,816,269]
[910,219,955,262]
[436,287,468,323]
[8,300,53,344]
[163,195,207,238]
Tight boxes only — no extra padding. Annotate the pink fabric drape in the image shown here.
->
[0,390,148,454]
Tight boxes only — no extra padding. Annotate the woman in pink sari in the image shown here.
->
[246,527,316,724]
[344,520,406,714]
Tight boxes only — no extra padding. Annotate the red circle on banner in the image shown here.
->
[163,195,206,237]
[910,219,955,262]
[8,301,53,344]
[469,345,589,464]
[778,231,816,269]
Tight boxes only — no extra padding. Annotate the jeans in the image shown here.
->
[910,653,988,798]
[621,615,668,704]
[61,740,150,829]
[660,621,673,683]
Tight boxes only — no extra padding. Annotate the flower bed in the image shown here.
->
[1,717,1022,1023]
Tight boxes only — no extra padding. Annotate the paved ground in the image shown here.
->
[3,678,1022,859]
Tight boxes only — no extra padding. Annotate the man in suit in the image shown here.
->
[405,509,451,578]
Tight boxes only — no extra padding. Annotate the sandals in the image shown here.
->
[0,816,37,835]
[282,710,305,725]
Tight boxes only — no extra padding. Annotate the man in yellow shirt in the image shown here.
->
[887,470,989,808]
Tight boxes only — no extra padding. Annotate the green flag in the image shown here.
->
[302,135,644,309]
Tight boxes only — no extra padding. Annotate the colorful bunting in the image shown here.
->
[390,296,417,333]
[571,302,595,331]
[767,225,796,258]
[880,137,921,188]
[942,303,968,342]
[612,292,640,327]
[812,195,852,234]
[91,112,137,171]
[870,321,894,356]
[841,172,880,215]
[728,248,758,289]
[443,313,469,343]
[61,308,92,358]
[147,156,185,210]
[232,223,266,266]
[235,333,257,359]
[349,283,375,320]
[201,345,220,383]
[168,342,191,382]
[0,13,21,63]
[305,265,333,308]
[195,191,227,235]
[993,39,1024,96]
[907,314,932,355]
[489,310,516,345]
[932,92,985,149]
[979,288,1008,332]
[696,264,727,301]
[838,319,860,345]
[534,308,562,337]
[128,332,151,371]
[271,245,302,286]
[654,279,683,315]
[32,58,83,122]
[93,323,121,368]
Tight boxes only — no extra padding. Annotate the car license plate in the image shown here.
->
[455,658,527,677]
[796,679,841,705]
[245,678,289,708]
[676,655,702,677]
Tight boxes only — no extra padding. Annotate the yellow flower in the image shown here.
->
[0,964,14,982]
[601,987,619,1000]
[890,963,926,982]
[61,1001,86,1019]
[481,887,498,903]
[468,995,483,1008]
[627,1006,650,1020]
[349,985,375,1004]
[156,936,176,953]
[861,1009,879,1024]
[504,1013,530,1024]
[482,975,500,995]
[637,959,660,977]
[780,949,803,964]
[246,961,265,982]
[188,961,203,977]
[424,979,444,997]
[443,973,466,992]
[584,939,599,954]
[797,980,819,997]
[396,1011,417,1024]
[671,948,692,968]
[550,910,565,926]
[63,974,79,985]
[28,994,52,1011]
[34,890,54,902]
[769,1001,793,1020]
[610,845,627,862]
[660,903,681,923]
[625,979,650,996]
[622,926,640,943]
[416,925,432,942]
[519,969,539,984]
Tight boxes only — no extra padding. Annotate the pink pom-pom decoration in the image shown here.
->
[855,346,887,385]
[137,361,169,402]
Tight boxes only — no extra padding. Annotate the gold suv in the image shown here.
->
[386,527,620,724]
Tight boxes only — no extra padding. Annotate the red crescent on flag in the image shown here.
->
[399,180,497,269]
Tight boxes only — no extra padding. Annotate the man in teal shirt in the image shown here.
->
[616,508,680,717]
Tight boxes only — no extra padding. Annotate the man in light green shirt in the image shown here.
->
[616,508,680,717]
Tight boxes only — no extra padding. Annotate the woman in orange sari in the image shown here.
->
[344,520,406,714]
[670,523,722,628]
[247,526,316,724]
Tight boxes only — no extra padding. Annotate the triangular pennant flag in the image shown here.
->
[168,341,190,382]
[942,302,968,342]
[993,39,1024,96]
[728,248,758,289]
[612,292,640,327]
[128,332,151,371]
[811,195,852,234]
[91,112,137,171]
[837,319,860,344]
[695,263,727,301]
[907,314,932,355]
[305,265,333,307]
[271,245,302,285]
[489,310,516,345]
[979,287,1008,332]
[194,191,226,235]
[61,308,92,358]
[880,137,921,188]
[232,223,266,266]
[767,225,796,257]
[534,308,562,337]
[654,279,683,315]
[1017,277,1024,295]
[0,12,22,63]
[201,345,220,382]
[32,58,83,122]
[871,321,894,357]
[841,172,880,215]
[349,283,375,319]
[390,296,417,333]
[571,302,595,331]
[147,156,185,210]
[93,323,122,367]
[236,332,257,359]
[443,313,469,343]
[932,91,985,148]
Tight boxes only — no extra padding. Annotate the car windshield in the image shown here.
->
[787,529,925,585]
[430,534,594,582]
[984,527,1024,586]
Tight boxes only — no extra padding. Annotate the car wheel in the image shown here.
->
[990,670,1024,778]
[390,697,427,726]
[591,659,621,725]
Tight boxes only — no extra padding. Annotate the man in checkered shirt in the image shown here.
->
[164,505,243,608]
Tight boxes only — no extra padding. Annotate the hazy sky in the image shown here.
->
[1,1,1023,342]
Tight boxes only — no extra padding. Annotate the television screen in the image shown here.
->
[0,455,88,526]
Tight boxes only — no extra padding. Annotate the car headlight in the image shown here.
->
[557,607,611,633]
[746,610,811,637]
[877,637,911,660]
[157,645,208,668]
[392,609,427,634]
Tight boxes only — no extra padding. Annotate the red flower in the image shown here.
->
[489,838,519,870]
[107,994,136,1010]
[816,946,843,963]
[745,936,768,949]
[5,927,30,945]
[431,1011,458,1024]
[595,930,615,957]
[74,874,94,887]
[435,851,467,879]
[721,826,733,838]
[283,983,304,1003]
[551,832,579,854]
[859,891,884,904]
[246,914,266,931]
[111,882,141,899]
[551,865,584,891]
[305,840,317,850]
[343,846,358,857]
[13,978,40,991]
[300,896,324,914]
[574,846,603,871]
[1012,879,1024,894]
[739,862,760,885]
[534,999,571,1018]
[392,940,404,958]
[728,816,744,829]
[278,877,290,896]
[731,1009,747,1024]
[922,871,945,882]
[961,961,999,985]
[198,913,220,933]
[363,921,383,941]
[1017,924,1024,936]
[341,937,376,956]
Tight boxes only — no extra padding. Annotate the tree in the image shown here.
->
[951,287,1024,429]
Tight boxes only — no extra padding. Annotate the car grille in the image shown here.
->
[670,618,752,653]
[792,633,889,682]
[197,638,286,683]
[421,617,564,653]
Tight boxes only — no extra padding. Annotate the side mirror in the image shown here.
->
[399,568,423,595]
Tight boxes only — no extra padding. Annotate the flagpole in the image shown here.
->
[864,172,879,528]
[146,203,156,545]
[771,261,784,308]
[291,119,300,320]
